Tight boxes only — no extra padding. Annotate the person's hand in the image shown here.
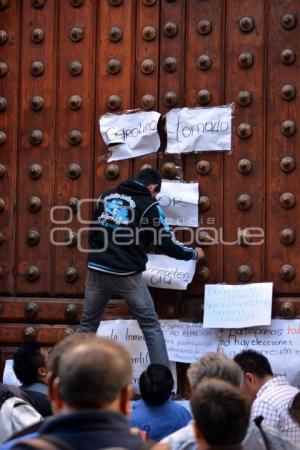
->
[195,247,205,261]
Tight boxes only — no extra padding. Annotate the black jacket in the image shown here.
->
[88,180,196,275]
[38,410,143,450]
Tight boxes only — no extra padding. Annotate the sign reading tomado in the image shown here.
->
[166,105,233,154]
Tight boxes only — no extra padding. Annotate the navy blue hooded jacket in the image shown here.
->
[88,179,196,275]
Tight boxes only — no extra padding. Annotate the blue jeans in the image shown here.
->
[79,269,170,367]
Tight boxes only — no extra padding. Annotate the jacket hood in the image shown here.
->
[117,179,152,197]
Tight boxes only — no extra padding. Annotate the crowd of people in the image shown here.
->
[0,336,300,450]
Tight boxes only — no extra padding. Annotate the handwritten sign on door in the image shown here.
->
[143,254,196,290]
[157,180,199,227]
[166,105,233,154]
[99,110,161,161]
[203,283,273,328]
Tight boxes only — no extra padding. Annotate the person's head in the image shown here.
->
[187,352,244,392]
[139,364,174,406]
[289,392,300,426]
[234,350,273,401]
[47,332,90,379]
[135,168,162,197]
[13,343,48,386]
[47,334,132,416]
[191,379,250,450]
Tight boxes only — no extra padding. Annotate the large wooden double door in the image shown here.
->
[1,0,300,391]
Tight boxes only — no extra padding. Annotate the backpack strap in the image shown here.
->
[7,385,26,399]
[253,416,271,450]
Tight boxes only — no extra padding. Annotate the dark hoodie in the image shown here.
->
[88,179,196,275]
[37,410,143,450]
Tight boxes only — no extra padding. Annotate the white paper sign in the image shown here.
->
[97,319,300,388]
[160,320,219,363]
[157,180,199,227]
[203,283,273,329]
[97,319,218,366]
[166,105,233,154]
[2,359,21,386]
[143,254,196,290]
[97,320,177,393]
[99,110,161,161]
[218,320,300,388]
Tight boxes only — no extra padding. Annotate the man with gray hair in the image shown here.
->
[187,352,244,391]
[161,352,299,450]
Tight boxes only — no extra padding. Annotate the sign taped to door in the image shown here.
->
[99,110,161,161]
[203,283,273,328]
[166,105,233,154]
[143,254,196,290]
[157,180,199,227]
